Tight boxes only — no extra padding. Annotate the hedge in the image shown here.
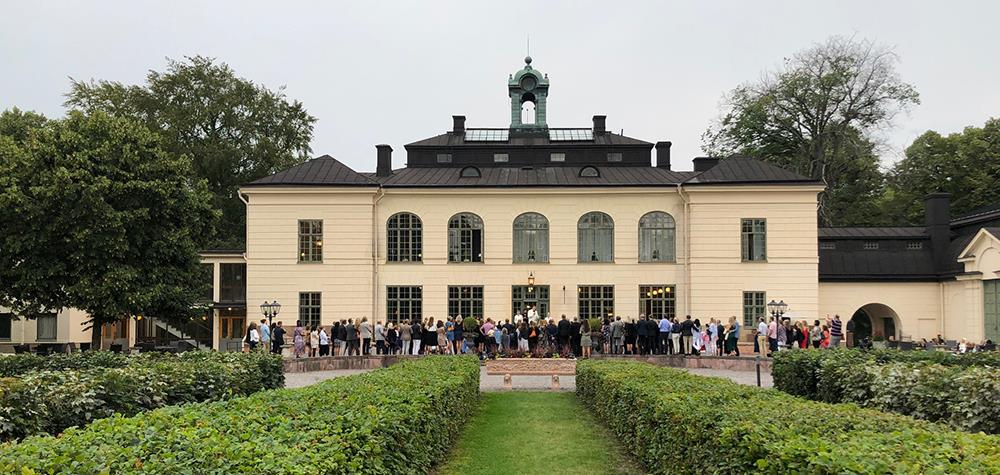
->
[576,360,1000,474]
[773,349,1000,433]
[0,356,479,474]
[0,351,284,441]
[0,351,130,377]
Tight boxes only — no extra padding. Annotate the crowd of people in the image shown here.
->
[243,311,749,358]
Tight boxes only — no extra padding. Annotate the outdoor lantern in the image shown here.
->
[766,300,778,315]
[260,301,270,316]
[776,300,788,314]
[527,272,535,292]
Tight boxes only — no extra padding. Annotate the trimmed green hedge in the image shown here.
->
[0,351,130,377]
[773,349,1000,433]
[0,351,284,440]
[0,356,479,474]
[577,360,1000,474]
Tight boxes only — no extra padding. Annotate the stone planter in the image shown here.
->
[485,358,576,375]
[872,341,888,349]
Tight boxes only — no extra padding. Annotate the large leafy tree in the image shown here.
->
[704,36,920,225]
[881,118,1000,224]
[64,56,316,247]
[0,109,217,347]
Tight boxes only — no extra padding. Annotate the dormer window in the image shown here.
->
[579,166,600,178]
[550,153,565,162]
[863,241,879,250]
[607,152,622,162]
[493,153,509,163]
[436,154,452,164]
[460,166,481,178]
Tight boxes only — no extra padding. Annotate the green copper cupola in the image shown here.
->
[509,56,550,129]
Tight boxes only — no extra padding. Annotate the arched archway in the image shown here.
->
[850,303,900,346]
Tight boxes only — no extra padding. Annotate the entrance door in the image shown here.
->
[986,280,1000,342]
[220,308,247,352]
[849,310,872,347]
[512,285,550,320]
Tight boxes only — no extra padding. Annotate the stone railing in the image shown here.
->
[590,354,771,372]
[282,355,421,373]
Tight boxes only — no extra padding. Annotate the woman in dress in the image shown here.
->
[437,320,449,354]
[293,320,306,358]
[424,318,437,354]
[309,325,319,357]
[580,320,592,358]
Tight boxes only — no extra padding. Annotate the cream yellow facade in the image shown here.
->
[240,184,823,333]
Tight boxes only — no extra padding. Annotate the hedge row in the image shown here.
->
[0,351,130,377]
[576,360,1000,474]
[772,349,1000,433]
[0,351,284,440]
[0,356,480,474]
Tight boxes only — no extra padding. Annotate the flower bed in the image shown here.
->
[0,356,479,474]
[773,349,1000,433]
[576,359,1000,474]
[0,351,284,440]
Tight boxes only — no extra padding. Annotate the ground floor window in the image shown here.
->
[299,292,322,328]
[448,286,483,318]
[387,286,422,324]
[102,319,129,342]
[742,291,766,327]
[578,285,614,319]
[36,313,57,340]
[639,285,675,319]
[0,313,11,340]
[512,285,549,320]
[220,308,246,341]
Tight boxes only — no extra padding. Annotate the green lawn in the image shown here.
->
[436,392,642,475]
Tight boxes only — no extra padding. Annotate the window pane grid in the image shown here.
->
[742,291,766,327]
[298,220,323,262]
[387,286,422,324]
[513,212,549,263]
[298,292,322,328]
[448,286,484,318]
[448,213,484,263]
[639,285,676,319]
[388,213,423,262]
[741,218,766,261]
[578,212,614,262]
[578,285,614,319]
[639,212,676,262]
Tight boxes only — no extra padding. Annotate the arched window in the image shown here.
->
[448,213,484,263]
[513,212,549,263]
[579,166,600,177]
[521,92,536,124]
[578,212,614,262]
[387,212,422,262]
[460,166,481,178]
[639,212,676,262]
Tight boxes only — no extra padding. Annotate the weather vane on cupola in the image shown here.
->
[509,37,550,130]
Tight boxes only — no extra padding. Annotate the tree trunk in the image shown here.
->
[90,319,103,350]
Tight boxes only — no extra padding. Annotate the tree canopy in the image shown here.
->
[0,109,217,345]
[704,36,920,225]
[881,118,1000,224]
[64,56,316,248]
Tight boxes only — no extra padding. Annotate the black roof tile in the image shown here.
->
[245,155,377,187]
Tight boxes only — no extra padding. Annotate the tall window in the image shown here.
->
[201,264,214,302]
[0,313,12,340]
[578,212,614,262]
[298,292,321,328]
[639,212,676,262]
[387,212,422,262]
[743,291,766,327]
[298,220,323,262]
[741,218,766,262]
[219,263,246,302]
[578,285,614,319]
[448,286,484,318]
[639,285,675,319]
[513,212,549,263]
[36,313,57,340]
[512,285,550,320]
[387,286,422,324]
[448,213,484,263]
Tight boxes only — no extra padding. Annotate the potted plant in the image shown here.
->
[871,332,887,349]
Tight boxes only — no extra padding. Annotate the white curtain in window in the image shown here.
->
[639,212,676,262]
[513,213,549,262]
[578,212,614,262]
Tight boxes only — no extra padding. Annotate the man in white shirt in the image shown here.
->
[757,317,768,355]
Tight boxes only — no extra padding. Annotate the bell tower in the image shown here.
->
[509,56,550,130]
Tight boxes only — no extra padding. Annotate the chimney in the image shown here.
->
[655,141,672,169]
[692,157,720,172]
[592,115,606,134]
[376,144,392,177]
[452,115,466,134]
[924,193,951,272]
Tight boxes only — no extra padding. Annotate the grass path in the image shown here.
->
[436,392,642,475]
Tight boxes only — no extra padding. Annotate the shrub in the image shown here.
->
[773,349,1000,433]
[0,351,131,377]
[576,360,1000,474]
[0,356,480,474]
[0,351,284,440]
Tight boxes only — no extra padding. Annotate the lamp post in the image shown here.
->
[527,272,535,293]
[260,301,281,328]
[766,299,787,320]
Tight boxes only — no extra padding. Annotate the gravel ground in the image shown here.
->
[283,365,771,390]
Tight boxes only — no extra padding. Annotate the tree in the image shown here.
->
[882,118,1000,224]
[704,36,920,225]
[64,56,316,248]
[0,109,217,347]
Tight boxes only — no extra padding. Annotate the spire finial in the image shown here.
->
[524,35,532,66]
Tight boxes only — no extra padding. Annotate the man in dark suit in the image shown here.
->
[557,315,572,352]
[636,314,649,355]
[570,318,582,356]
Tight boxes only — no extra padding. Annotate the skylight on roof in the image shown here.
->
[465,129,509,142]
[549,129,594,141]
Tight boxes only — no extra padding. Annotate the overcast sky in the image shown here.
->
[2,1,998,173]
